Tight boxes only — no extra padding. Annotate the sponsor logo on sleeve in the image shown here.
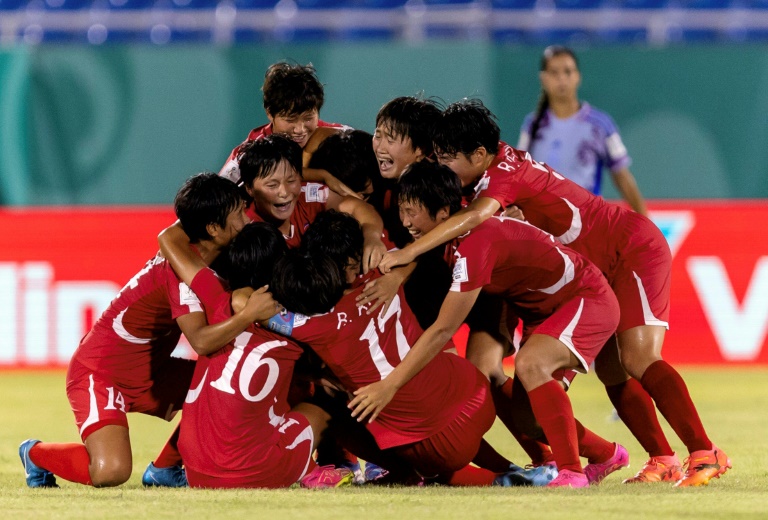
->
[179,284,201,306]
[452,257,469,283]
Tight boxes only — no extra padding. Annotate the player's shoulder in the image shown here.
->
[580,102,618,133]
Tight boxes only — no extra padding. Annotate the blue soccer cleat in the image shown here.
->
[142,462,188,488]
[19,439,58,488]
[363,461,389,483]
[493,462,558,487]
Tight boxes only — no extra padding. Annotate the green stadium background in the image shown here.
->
[1,44,766,206]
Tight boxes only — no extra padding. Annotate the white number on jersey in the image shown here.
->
[208,333,287,402]
[359,294,412,380]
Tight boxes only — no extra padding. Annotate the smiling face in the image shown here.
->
[540,53,581,105]
[245,160,302,229]
[268,109,319,149]
[372,123,424,180]
[398,199,448,241]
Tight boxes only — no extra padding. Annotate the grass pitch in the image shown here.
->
[2,368,766,519]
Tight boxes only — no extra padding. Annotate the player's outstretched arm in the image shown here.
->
[158,221,208,286]
[175,287,276,357]
[333,196,387,273]
[378,197,501,273]
[356,262,417,315]
[348,288,481,423]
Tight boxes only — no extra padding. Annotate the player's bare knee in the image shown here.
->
[89,459,132,487]
[513,353,550,389]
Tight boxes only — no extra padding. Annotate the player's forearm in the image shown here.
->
[302,167,329,184]
[158,222,206,285]
[187,312,253,356]
[401,207,484,259]
[613,169,647,216]
[384,324,456,392]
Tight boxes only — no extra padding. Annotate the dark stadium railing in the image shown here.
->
[2,0,768,43]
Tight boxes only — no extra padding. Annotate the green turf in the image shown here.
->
[2,368,766,519]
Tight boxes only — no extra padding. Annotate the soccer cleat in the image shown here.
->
[494,463,558,487]
[19,439,58,488]
[142,462,188,488]
[546,469,589,488]
[583,443,629,485]
[300,465,354,489]
[623,454,682,484]
[674,446,731,488]
[362,461,389,483]
[340,460,365,485]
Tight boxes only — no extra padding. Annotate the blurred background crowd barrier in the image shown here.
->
[1,0,768,45]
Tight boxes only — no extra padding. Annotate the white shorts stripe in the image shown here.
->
[557,298,590,373]
[286,425,315,480]
[633,272,669,329]
[79,374,100,436]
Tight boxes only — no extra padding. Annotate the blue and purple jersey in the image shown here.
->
[517,102,631,196]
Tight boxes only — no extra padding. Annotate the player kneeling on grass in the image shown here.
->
[19,173,276,489]
[268,211,553,487]
[363,161,629,488]
[161,221,353,489]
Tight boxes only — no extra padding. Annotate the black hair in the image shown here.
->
[301,210,364,274]
[272,251,345,316]
[528,46,580,144]
[226,222,288,290]
[174,172,243,243]
[238,134,303,187]
[375,96,442,157]
[308,129,379,195]
[262,61,324,118]
[396,160,463,219]
[432,98,500,158]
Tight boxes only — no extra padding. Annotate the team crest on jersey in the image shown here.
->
[303,183,329,203]
[179,283,201,306]
[452,257,469,283]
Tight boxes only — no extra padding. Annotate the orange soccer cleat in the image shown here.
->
[674,446,731,487]
[623,454,683,484]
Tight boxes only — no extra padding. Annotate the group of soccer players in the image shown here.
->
[20,61,731,490]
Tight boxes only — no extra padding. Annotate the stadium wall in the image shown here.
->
[0,44,767,205]
[1,202,766,367]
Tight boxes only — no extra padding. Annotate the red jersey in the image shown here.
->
[245,182,328,249]
[71,253,201,387]
[179,268,306,480]
[219,120,348,184]
[271,272,480,449]
[474,142,634,279]
[447,216,612,332]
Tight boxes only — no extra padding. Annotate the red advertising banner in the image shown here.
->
[0,203,765,367]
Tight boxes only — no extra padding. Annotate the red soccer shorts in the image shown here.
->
[185,411,314,489]
[530,277,620,373]
[66,356,195,441]
[610,212,672,333]
[394,369,495,477]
